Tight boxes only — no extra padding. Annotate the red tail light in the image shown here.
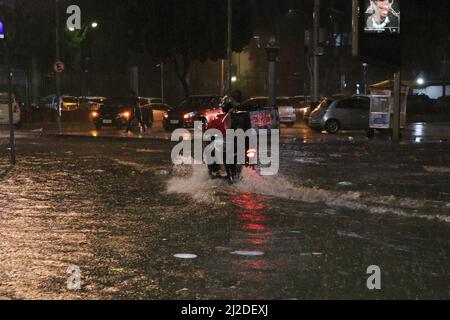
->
[246,149,257,159]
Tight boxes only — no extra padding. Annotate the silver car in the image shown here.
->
[308,96,370,134]
[0,93,21,126]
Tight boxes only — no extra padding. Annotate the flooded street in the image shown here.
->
[0,137,449,299]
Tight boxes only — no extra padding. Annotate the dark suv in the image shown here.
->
[163,95,222,131]
[92,97,154,130]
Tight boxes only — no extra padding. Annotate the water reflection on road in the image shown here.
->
[231,193,275,283]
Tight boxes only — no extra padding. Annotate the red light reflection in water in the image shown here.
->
[231,193,276,281]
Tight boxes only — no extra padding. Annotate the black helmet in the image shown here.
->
[231,90,242,103]
[219,95,234,113]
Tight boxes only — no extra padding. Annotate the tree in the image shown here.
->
[116,0,253,97]
[401,1,450,80]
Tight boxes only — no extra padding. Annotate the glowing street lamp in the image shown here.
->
[416,77,425,86]
[91,21,99,29]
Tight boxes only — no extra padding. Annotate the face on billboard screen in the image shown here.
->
[364,0,400,34]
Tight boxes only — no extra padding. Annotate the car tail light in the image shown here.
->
[246,149,257,159]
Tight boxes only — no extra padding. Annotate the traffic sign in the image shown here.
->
[54,61,65,74]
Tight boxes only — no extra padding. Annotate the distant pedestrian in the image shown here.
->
[125,91,146,133]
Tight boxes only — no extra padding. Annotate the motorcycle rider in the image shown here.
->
[204,90,243,180]
[204,90,242,135]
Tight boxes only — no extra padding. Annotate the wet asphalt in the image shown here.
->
[0,135,449,300]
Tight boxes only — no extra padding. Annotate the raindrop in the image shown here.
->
[174,253,198,259]
[231,250,265,257]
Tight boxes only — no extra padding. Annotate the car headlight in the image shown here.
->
[121,111,131,119]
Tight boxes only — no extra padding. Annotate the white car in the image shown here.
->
[0,93,21,126]
[240,97,297,127]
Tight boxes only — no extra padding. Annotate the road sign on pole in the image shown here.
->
[54,60,65,74]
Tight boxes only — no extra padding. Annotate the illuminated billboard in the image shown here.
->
[0,21,4,39]
[364,0,400,34]
[353,0,402,67]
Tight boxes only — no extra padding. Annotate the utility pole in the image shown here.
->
[392,71,401,142]
[160,61,165,103]
[225,0,232,94]
[55,0,62,132]
[313,0,321,102]
[220,59,225,96]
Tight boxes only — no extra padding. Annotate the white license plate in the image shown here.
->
[103,120,113,124]
[170,120,180,124]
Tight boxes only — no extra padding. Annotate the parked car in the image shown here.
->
[79,96,106,111]
[41,95,80,112]
[406,94,434,115]
[163,95,222,132]
[308,95,370,134]
[289,95,310,107]
[434,96,450,113]
[92,97,154,130]
[141,97,163,105]
[0,93,21,126]
[298,101,321,122]
[240,97,297,127]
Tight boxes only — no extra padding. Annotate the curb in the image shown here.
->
[44,132,171,142]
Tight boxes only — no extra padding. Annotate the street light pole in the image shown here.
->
[362,63,368,94]
[160,61,165,104]
[226,0,233,94]
[266,38,280,108]
[313,0,321,102]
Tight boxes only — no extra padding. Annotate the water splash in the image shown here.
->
[167,156,225,203]
[167,162,450,223]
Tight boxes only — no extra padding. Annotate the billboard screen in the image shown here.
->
[0,21,4,39]
[364,0,400,34]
